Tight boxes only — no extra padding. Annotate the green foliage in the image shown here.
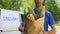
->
[47,0,60,23]
[0,0,35,11]
[0,0,20,11]
[20,0,35,8]
[0,0,60,23]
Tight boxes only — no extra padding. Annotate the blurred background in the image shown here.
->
[0,0,60,34]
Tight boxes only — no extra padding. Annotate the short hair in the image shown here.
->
[34,0,46,6]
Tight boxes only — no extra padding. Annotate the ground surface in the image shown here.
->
[0,26,60,34]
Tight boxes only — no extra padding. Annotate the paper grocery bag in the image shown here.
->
[24,6,45,34]
[24,17,44,34]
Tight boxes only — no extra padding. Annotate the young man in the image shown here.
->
[18,0,56,34]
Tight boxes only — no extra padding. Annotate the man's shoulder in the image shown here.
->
[45,10,52,18]
[45,10,51,14]
[45,10,52,15]
[33,8,52,16]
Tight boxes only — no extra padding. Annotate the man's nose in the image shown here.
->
[38,0,41,2]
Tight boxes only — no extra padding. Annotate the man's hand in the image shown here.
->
[18,23,24,32]
[44,32,48,34]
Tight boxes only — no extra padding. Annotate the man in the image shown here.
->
[18,0,56,34]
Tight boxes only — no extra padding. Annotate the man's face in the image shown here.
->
[35,0,44,6]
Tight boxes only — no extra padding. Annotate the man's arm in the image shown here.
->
[18,14,26,32]
[44,11,56,34]
[44,24,56,34]
[50,24,56,33]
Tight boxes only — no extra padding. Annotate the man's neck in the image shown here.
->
[36,5,43,10]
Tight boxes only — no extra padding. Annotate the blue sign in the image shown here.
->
[3,16,18,21]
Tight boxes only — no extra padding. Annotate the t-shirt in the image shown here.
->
[21,8,55,32]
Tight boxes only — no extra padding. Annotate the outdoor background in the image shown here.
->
[0,0,60,34]
[0,0,60,26]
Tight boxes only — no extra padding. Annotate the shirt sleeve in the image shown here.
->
[48,12,55,26]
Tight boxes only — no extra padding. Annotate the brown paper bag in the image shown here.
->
[24,6,45,34]
[24,17,44,34]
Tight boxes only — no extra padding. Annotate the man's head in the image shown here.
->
[34,0,45,7]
